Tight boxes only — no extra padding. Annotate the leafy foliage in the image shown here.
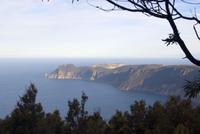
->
[184,78,200,99]
[0,84,200,134]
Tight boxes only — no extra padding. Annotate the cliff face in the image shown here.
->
[46,64,199,96]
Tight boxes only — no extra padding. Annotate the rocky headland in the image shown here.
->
[46,64,199,96]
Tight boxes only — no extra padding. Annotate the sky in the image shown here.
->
[0,0,199,59]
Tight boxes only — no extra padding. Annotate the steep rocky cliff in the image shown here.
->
[46,64,199,96]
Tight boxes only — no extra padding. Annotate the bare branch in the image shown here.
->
[193,23,200,40]
[87,0,118,12]
[74,0,200,66]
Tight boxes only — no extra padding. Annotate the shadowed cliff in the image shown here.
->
[46,64,199,96]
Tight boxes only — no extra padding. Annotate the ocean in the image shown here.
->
[0,58,188,119]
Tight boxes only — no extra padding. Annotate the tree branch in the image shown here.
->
[75,0,200,66]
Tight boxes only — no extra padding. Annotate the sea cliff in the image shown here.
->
[46,64,199,96]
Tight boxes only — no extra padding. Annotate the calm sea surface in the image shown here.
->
[0,58,188,119]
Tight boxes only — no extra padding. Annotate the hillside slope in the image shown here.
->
[46,64,199,96]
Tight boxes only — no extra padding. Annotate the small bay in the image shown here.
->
[0,58,175,119]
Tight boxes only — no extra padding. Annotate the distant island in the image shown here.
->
[46,64,199,96]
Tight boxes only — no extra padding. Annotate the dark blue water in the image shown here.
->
[0,58,177,119]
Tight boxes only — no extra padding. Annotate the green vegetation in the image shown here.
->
[0,84,200,134]
[184,77,200,99]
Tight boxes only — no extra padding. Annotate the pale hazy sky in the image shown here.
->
[0,0,199,59]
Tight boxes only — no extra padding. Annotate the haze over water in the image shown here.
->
[0,58,189,119]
